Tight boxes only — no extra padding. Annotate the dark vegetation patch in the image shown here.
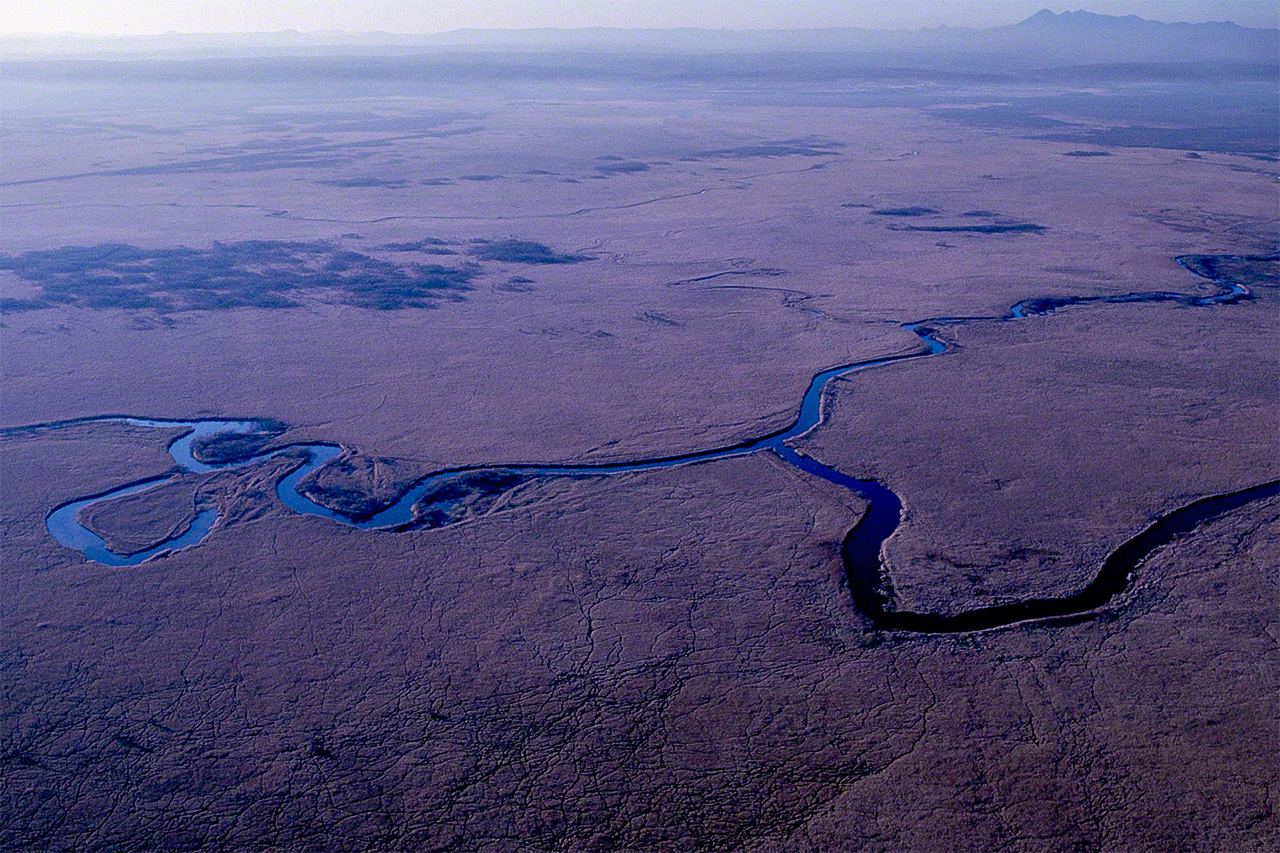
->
[320,177,412,188]
[693,137,844,159]
[0,241,479,312]
[1017,295,1091,315]
[637,311,682,327]
[420,178,454,185]
[340,261,477,309]
[524,169,558,175]
[596,155,626,161]
[840,202,872,209]
[190,421,287,465]
[494,276,537,293]
[1181,253,1280,288]
[963,210,998,217]
[595,161,650,175]
[895,223,1046,234]
[1062,150,1111,157]
[871,206,936,217]
[466,239,593,264]
[929,105,1073,130]
[413,470,525,529]
[459,174,502,181]
[297,453,421,521]
[378,239,456,254]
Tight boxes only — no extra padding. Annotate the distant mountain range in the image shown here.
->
[3,10,1276,70]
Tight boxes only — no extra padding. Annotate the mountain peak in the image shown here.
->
[1022,9,1059,25]
[1018,9,1157,28]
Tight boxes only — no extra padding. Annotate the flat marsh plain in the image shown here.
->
[2,64,1278,851]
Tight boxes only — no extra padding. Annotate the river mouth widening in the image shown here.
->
[35,251,1280,632]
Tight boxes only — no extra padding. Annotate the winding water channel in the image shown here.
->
[39,254,1280,631]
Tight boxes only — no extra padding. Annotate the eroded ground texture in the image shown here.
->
[2,81,1278,851]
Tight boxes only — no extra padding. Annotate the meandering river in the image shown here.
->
[37,254,1279,631]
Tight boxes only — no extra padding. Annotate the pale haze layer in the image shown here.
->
[5,0,1276,35]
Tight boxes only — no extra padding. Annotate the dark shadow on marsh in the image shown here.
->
[871,207,937,217]
[595,161,650,175]
[0,125,484,187]
[637,310,683,327]
[494,276,537,293]
[894,223,1046,234]
[320,177,412,188]
[692,137,844,159]
[0,241,479,312]
[466,239,594,264]
[378,239,456,254]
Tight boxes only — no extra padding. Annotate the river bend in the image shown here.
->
[32,252,1280,631]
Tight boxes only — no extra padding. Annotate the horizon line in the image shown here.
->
[4,10,1273,41]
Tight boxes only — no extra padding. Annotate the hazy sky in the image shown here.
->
[4,0,1276,35]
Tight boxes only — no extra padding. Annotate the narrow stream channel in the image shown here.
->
[37,252,1280,631]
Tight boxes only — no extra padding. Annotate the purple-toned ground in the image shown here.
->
[2,93,1277,851]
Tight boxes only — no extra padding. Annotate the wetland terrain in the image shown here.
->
[2,15,1278,852]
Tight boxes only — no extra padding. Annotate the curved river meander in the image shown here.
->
[37,254,1280,633]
